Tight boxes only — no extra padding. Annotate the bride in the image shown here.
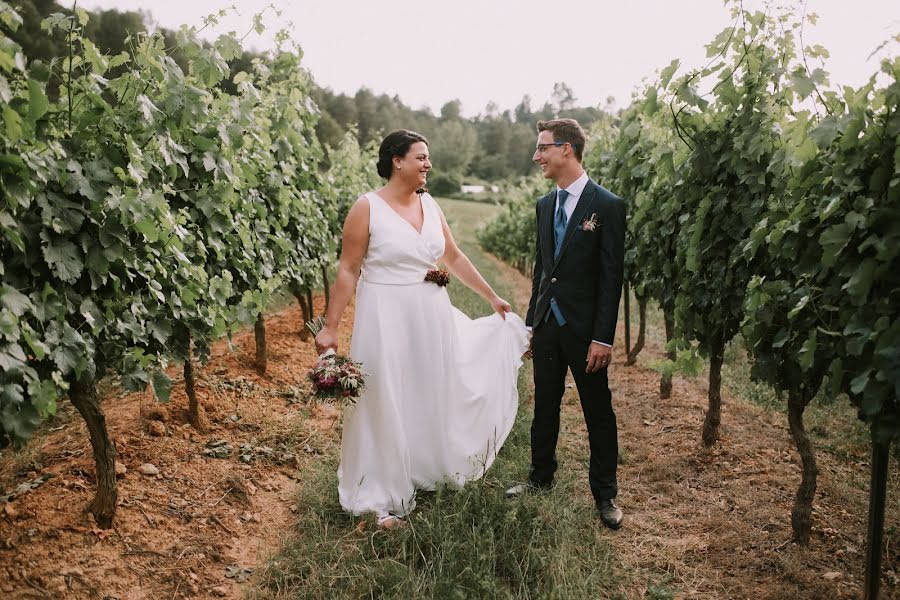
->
[314,129,529,528]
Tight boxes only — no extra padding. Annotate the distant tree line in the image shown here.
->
[10,0,614,190]
[312,83,613,192]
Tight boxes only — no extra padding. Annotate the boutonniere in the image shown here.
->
[425,268,450,287]
[581,213,600,232]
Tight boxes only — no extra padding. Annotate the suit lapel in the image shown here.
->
[553,181,596,269]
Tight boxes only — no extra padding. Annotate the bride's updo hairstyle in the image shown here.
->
[376,129,429,179]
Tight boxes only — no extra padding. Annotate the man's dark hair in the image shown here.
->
[537,118,586,162]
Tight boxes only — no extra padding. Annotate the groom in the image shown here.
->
[508,118,626,530]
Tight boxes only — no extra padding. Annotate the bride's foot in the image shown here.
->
[377,514,406,530]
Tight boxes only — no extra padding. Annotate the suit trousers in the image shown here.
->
[529,314,618,502]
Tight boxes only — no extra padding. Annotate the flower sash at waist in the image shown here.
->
[359,267,448,287]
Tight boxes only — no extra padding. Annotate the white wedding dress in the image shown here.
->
[338,191,529,518]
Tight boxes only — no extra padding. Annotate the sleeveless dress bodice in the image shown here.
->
[359,191,445,285]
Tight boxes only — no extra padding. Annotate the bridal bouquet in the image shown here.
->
[305,317,366,404]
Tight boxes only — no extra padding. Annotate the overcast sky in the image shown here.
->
[77,0,899,117]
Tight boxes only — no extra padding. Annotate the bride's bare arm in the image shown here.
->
[314,197,370,354]
[436,207,511,318]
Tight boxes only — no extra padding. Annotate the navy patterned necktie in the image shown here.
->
[548,189,570,325]
[554,189,570,258]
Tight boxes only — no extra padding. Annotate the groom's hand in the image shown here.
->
[586,342,611,373]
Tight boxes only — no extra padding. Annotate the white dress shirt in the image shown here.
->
[555,170,589,221]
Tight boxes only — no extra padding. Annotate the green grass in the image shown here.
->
[621,293,876,466]
[720,334,875,460]
[721,335,784,411]
[717,332,900,522]
[439,197,509,317]
[250,197,633,600]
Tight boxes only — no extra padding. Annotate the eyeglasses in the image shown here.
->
[535,142,568,153]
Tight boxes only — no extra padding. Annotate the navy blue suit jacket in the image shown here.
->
[525,179,626,345]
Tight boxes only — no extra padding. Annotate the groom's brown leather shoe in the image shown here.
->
[597,499,623,530]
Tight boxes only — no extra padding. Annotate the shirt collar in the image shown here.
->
[557,171,589,199]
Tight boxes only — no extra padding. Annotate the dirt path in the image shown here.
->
[0,296,351,599]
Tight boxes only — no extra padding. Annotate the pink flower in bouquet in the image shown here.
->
[307,349,366,404]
